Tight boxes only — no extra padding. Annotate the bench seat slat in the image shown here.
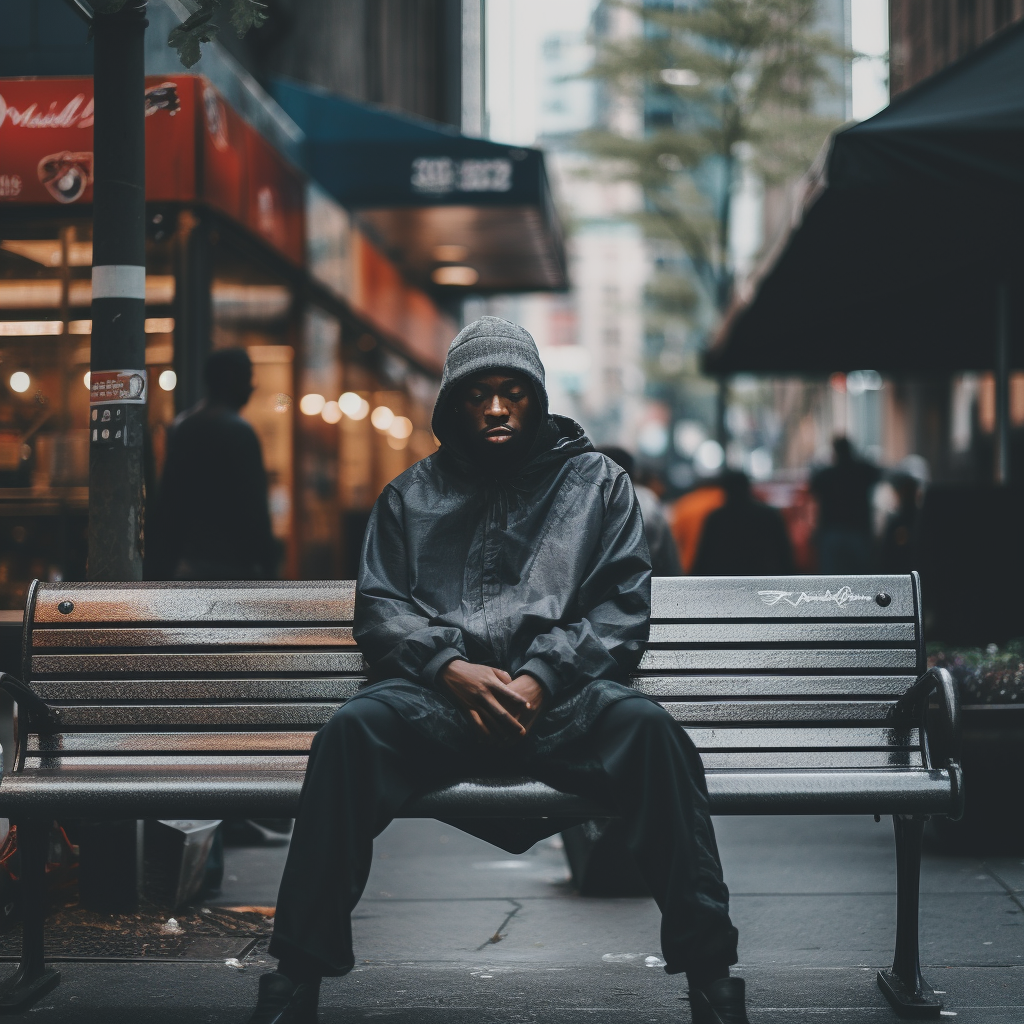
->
[29,731,316,753]
[32,581,356,624]
[32,627,356,649]
[634,676,915,697]
[31,652,366,676]
[0,766,956,819]
[25,755,311,769]
[638,648,918,671]
[647,622,916,643]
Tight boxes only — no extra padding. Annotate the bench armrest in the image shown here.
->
[894,666,963,819]
[0,673,61,733]
[894,666,961,763]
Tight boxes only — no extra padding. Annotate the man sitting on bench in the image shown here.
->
[248,317,748,1024]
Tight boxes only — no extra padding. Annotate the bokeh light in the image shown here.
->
[370,405,395,431]
[300,393,326,416]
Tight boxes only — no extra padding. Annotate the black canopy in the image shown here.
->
[706,20,1024,375]
[271,78,567,294]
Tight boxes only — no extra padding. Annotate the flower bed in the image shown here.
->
[927,640,1024,704]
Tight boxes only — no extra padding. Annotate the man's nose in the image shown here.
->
[486,395,507,417]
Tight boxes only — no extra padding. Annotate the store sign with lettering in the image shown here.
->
[0,76,304,266]
[89,369,148,405]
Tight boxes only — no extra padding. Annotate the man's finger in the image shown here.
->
[480,693,527,734]
[469,709,490,736]
[485,677,528,704]
[494,669,513,685]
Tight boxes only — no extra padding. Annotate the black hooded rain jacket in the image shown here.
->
[350,377,652,756]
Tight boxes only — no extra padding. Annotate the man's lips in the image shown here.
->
[483,426,515,443]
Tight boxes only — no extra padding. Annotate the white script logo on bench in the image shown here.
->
[758,586,873,608]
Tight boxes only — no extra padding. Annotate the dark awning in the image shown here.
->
[705,20,1024,375]
[271,78,567,294]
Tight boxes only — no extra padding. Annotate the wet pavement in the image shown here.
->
[3,814,1022,1021]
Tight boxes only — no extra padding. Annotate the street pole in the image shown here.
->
[88,1,148,583]
[83,0,148,915]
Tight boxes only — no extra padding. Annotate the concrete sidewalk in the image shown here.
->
[3,814,1022,1021]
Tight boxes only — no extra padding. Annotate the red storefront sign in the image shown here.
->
[0,76,304,266]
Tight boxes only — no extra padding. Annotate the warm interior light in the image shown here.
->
[9,372,31,393]
[146,317,175,333]
[387,434,409,451]
[339,392,369,420]
[212,284,291,321]
[321,400,342,424]
[431,265,479,287]
[0,276,175,308]
[0,321,63,336]
[388,416,413,439]
[299,393,326,416]
[370,405,395,431]
[0,240,92,267]
[433,244,469,262]
[83,371,91,390]
[158,369,177,391]
[69,320,92,335]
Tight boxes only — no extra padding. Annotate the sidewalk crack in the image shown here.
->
[477,899,522,949]
[983,863,1024,914]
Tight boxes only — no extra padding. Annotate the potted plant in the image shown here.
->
[926,640,1024,852]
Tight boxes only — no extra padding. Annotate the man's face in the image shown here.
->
[456,372,539,459]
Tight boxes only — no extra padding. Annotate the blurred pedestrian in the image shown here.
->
[599,446,682,576]
[150,348,277,581]
[810,437,881,574]
[692,471,794,576]
[669,482,726,574]
[879,472,920,574]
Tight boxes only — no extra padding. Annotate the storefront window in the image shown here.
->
[298,306,342,578]
[0,214,177,607]
[209,230,297,576]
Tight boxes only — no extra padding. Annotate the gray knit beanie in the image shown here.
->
[431,317,548,443]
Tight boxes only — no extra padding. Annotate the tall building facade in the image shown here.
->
[889,0,1024,94]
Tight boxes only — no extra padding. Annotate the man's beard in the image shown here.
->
[466,422,539,472]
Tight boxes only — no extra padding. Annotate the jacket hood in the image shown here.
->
[431,317,591,476]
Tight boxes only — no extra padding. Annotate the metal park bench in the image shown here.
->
[0,573,961,1018]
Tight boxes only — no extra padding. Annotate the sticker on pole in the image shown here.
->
[90,404,127,446]
[89,369,147,405]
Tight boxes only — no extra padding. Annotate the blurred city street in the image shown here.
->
[3,814,1021,1022]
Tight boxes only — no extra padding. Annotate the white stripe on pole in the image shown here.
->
[92,264,146,300]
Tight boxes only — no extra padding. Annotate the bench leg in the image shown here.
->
[876,815,941,1019]
[0,820,60,1014]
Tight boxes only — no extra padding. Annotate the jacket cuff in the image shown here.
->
[422,647,466,689]
[519,657,561,700]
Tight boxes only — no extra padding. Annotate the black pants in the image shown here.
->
[269,694,738,976]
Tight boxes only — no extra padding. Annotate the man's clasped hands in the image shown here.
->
[440,660,545,741]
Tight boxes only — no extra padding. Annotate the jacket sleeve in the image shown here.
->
[516,469,652,702]
[353,485,468,687]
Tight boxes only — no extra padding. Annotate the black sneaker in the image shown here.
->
[689,976,750,1024]
[247,972,321,1024]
